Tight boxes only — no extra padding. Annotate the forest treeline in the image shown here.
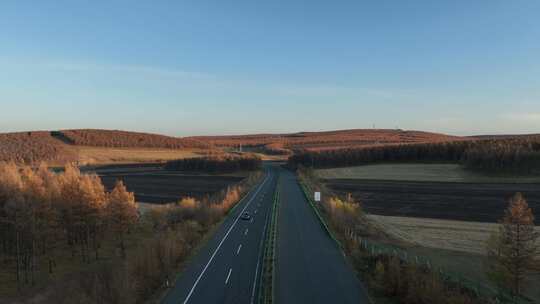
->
[261,143,291,155]
[165,154,262,173]
[0,162,138,289]
[0,161,262,303]
[289,137,540,173]
[56,129,209,149]
[0,132,77,164]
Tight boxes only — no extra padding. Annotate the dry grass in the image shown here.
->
[367,215,540,255]
[367,215,540,302]
[316,163,540,183]
[137,202,173,215]
[75,146,205,165]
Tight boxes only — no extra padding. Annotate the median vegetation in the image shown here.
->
[289,137,540,174]
[260,184,280,304]
[295,166,538,304]
[165,154,262,173]
[0,161,262,303]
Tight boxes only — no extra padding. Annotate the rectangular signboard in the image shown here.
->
[314,192,321,202]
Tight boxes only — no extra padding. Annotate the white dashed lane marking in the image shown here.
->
[237,244,242,255]
[225,268,232,285]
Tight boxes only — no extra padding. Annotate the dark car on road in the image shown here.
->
[240,212,251,220]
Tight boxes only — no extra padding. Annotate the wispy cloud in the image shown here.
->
[38,61,214,80]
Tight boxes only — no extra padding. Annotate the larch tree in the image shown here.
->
[486,192,539,298]
[78,173,108,261]
[107,180,137,258]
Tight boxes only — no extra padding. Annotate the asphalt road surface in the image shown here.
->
[275,169,370,304]
[162,166,278,304]
[163,165,369,304]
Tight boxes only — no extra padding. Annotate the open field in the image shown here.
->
[368,214,540,254]
[91,165,246,203]
[367,215,540,302]
[325,178,540,222]
[316,163,540,183]
[75,146,205,166]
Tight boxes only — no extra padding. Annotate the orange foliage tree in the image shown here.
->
[486,193,539,297]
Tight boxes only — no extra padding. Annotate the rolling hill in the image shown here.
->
[190,129,466,153]
[0,128,494,165]
[0,129,209,165]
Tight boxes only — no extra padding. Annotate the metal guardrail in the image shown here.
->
[259,181,280,304]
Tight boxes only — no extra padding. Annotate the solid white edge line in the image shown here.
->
[182,173,270,304]
[225,268,232,285]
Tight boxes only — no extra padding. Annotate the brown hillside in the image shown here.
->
[58,129,209,149]
[0,131,77,164]
[0,129,210,165]
[191,129,465,152]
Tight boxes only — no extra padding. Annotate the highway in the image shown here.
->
[275,169,370,303]
[162,165,278,304]
[163,164,369,304]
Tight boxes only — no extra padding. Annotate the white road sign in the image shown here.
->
[314,191,321,202]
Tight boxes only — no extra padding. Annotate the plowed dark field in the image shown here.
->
[91,165,244,203]
[324,179,540,223]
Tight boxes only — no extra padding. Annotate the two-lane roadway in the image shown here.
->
[163,164,370,304]
[275,168,370,303]
[162,165,278,304]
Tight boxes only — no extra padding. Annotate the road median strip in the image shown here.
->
[259,178,280,304]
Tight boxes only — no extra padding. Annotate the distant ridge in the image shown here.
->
[3,128,538,165]
[469,134,540,140]
[189,128,465,152]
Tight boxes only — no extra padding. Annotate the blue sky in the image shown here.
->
[1,1,539,136]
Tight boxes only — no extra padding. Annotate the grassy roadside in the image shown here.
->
[298,181,343,251]
[259,178,280,304]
